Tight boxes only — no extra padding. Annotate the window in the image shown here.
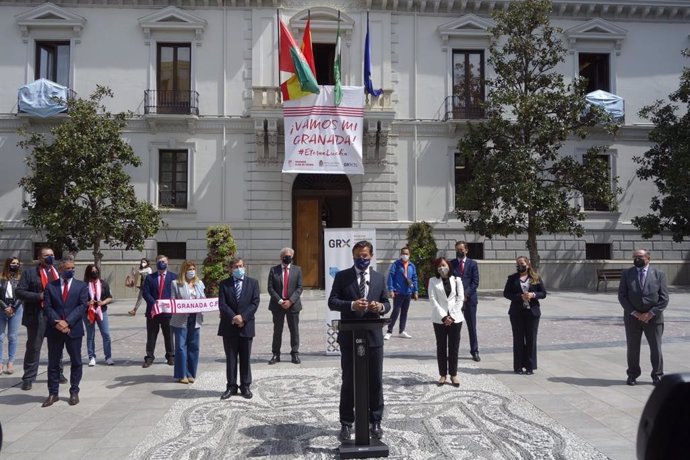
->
[467,243,484,260]
[583,154,611,211]
[454,152,478,210]
[159,150,188,209]
[452,50,485,119]
[312,43,336,85]
[586,243,611,260]
[157,242,186,260]
[157,43,191,114]
[35,41,70,87]
[579,53,610,93]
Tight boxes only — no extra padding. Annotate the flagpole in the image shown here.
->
[276,9,280,91]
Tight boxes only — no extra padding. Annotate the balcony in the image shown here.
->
[443,95,485,121]
[144,90,199,116]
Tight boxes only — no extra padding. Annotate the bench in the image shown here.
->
[596,269,624,292]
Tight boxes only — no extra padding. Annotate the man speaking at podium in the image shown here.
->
[328,240,391,442]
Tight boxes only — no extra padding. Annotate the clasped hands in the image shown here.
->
[442,315,455,327]
[281,299,292,310]
[3,307,15,318]
[353,298,383,313]
[521,292,534,302]
[633,311,654,324]
[232,314,245,328]
[55,320,71,334]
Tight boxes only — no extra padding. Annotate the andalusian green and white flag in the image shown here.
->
[334,16,342,106]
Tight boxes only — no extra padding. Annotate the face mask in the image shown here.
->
[44,255,55,266]
[62,269,75,280]
[633,258,646,268]
[9,264,20,272]
[186,270,196,280]
[157,261,167,271]
[90,271,99,279]
[401,255,410,262]
[282,255,293,265]
[438,266,449,277]
[233,267,245,279]
[517,265,528,274]
[456,251,465,259]
[354,257,371,271]
[141,262,148,268]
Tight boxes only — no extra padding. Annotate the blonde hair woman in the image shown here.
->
[171,260,205,384]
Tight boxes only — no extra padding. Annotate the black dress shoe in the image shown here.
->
[42,394,59,407]
[142,358,153,368]
[59,374,68,384]
[370,422,383,439]
[339,424,352,442]
[626,376,637,386]
[471,353,481,362]
[241,388,253,399]
[68,393,80,406]
[21,380,32,391]
[268,355,280,365]
[652,376,662,386]
[525,370,534,375]
[291,354,301,364]
[220,387,238,400]
[514,370,524,375]
[166,357,175,366]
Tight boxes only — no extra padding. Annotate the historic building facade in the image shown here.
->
[0,1,689,294]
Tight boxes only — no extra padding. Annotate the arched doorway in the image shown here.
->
[292,174,352,288]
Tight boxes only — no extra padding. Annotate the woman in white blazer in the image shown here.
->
[428,257,464,387]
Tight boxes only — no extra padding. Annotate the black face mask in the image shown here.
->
[9,264,20,272]
[282,255,293,265]
[456,251,465,259]
[90,271,100,279]
[516,265,528,274]
[633,258,646,268]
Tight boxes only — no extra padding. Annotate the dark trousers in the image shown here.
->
[387,295,411,334]
[22,313,63,382]
[47,333,82,396]
[222,335,253,390]
[509,310,539,372]
[433,322,462,377]
[271,309,300,355]
[339,342,384,425]
[145,315,173,361]
[624,314,664,379]
[462,303,479,354]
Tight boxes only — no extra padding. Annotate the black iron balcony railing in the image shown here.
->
[443,95,485,121]
[144,90,199,115]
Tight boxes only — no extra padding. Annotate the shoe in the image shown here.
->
[241,388,253,399]
[178,377,189,384]
[42,394,59,407]
[59,374,68,384]
[128,309,136,316]
[652,376,662,386]
[142,358,153,368]
[187,377,195,383]
[291,353,301,364]
[106,358,114,365]
[220,387,238,400]
[525,370,534,375]
[370,422,383,439]
[166,357,175,366]
[384,332,392,340]
[399,331,412,339]
[471,353,481,362]
[437,376,446,386]
[88,357,96,367]
[626,376,637,386]
[68,393,79,406]
[450,376,460,387]
[268,354,280,365]
[21,380,32,391]
[6,362,14,374]
[514,370,524,375]
[339,424,352,442]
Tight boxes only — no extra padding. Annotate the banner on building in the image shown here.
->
[282,85,365,175]
[323,228,377,354]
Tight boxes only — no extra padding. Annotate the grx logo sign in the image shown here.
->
[328,239,351,248]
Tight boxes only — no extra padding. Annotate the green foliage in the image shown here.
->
[633,49,690,242]
[456,0,619,268]
[17,86,163,268]
[202,225,237,297]
[406,221,438,297]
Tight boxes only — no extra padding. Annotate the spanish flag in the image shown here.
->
[279,18,319,101]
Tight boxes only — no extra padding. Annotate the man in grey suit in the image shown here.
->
[618,248,669,386]
[267,247,304,364]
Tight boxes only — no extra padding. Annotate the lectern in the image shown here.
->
[337,318,390,459]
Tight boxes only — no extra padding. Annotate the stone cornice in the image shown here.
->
[2,1,689,22]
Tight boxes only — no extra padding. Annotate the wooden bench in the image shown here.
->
[596,269,624,292]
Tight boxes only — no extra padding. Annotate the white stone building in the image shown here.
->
[0,0,689,295]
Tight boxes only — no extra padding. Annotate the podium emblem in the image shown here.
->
[356,344,366,357]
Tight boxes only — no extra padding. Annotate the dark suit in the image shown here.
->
[218,275,260,391]
[618,265,668,379]
[450,257,480,355]
[15,264,61,383]
[142,271,178,362]
[503,273,546,373]
[267,264,304,356]
[43,278,88,396]
[328,267,391,425]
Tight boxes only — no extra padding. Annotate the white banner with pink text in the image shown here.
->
[282,85,364,175]
[152,298,219,318]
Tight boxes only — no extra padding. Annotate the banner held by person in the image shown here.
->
[152,297,219,318]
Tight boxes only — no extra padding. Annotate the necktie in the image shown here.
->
[158,274,165,299]
[639,269,645,288]
[282,267,289,299]
[460,259,465,276]
[62,280,69,302]
[359,271,366,299]
[235,278,243,301]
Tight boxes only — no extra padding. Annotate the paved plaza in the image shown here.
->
[1,287,688,459]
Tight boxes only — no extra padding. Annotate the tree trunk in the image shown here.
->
[527,215,540,270]
[92,239,102,271]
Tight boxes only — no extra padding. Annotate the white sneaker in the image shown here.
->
[384,332,392,340]
[88,357,96,367]
[106,358,114,365]
[400,331,412,339]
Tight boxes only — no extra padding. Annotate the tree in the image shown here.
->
[202,225,237,297]
[406,221,438,297]
[456,0,618,269]
[18,86,163,268]
[633,50,690,242]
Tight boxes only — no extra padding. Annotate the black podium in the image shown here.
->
[337,318,390,459]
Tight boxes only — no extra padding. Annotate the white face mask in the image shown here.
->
[401,255,410,262]
[186,270,196,280]
[438,266,449,277]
